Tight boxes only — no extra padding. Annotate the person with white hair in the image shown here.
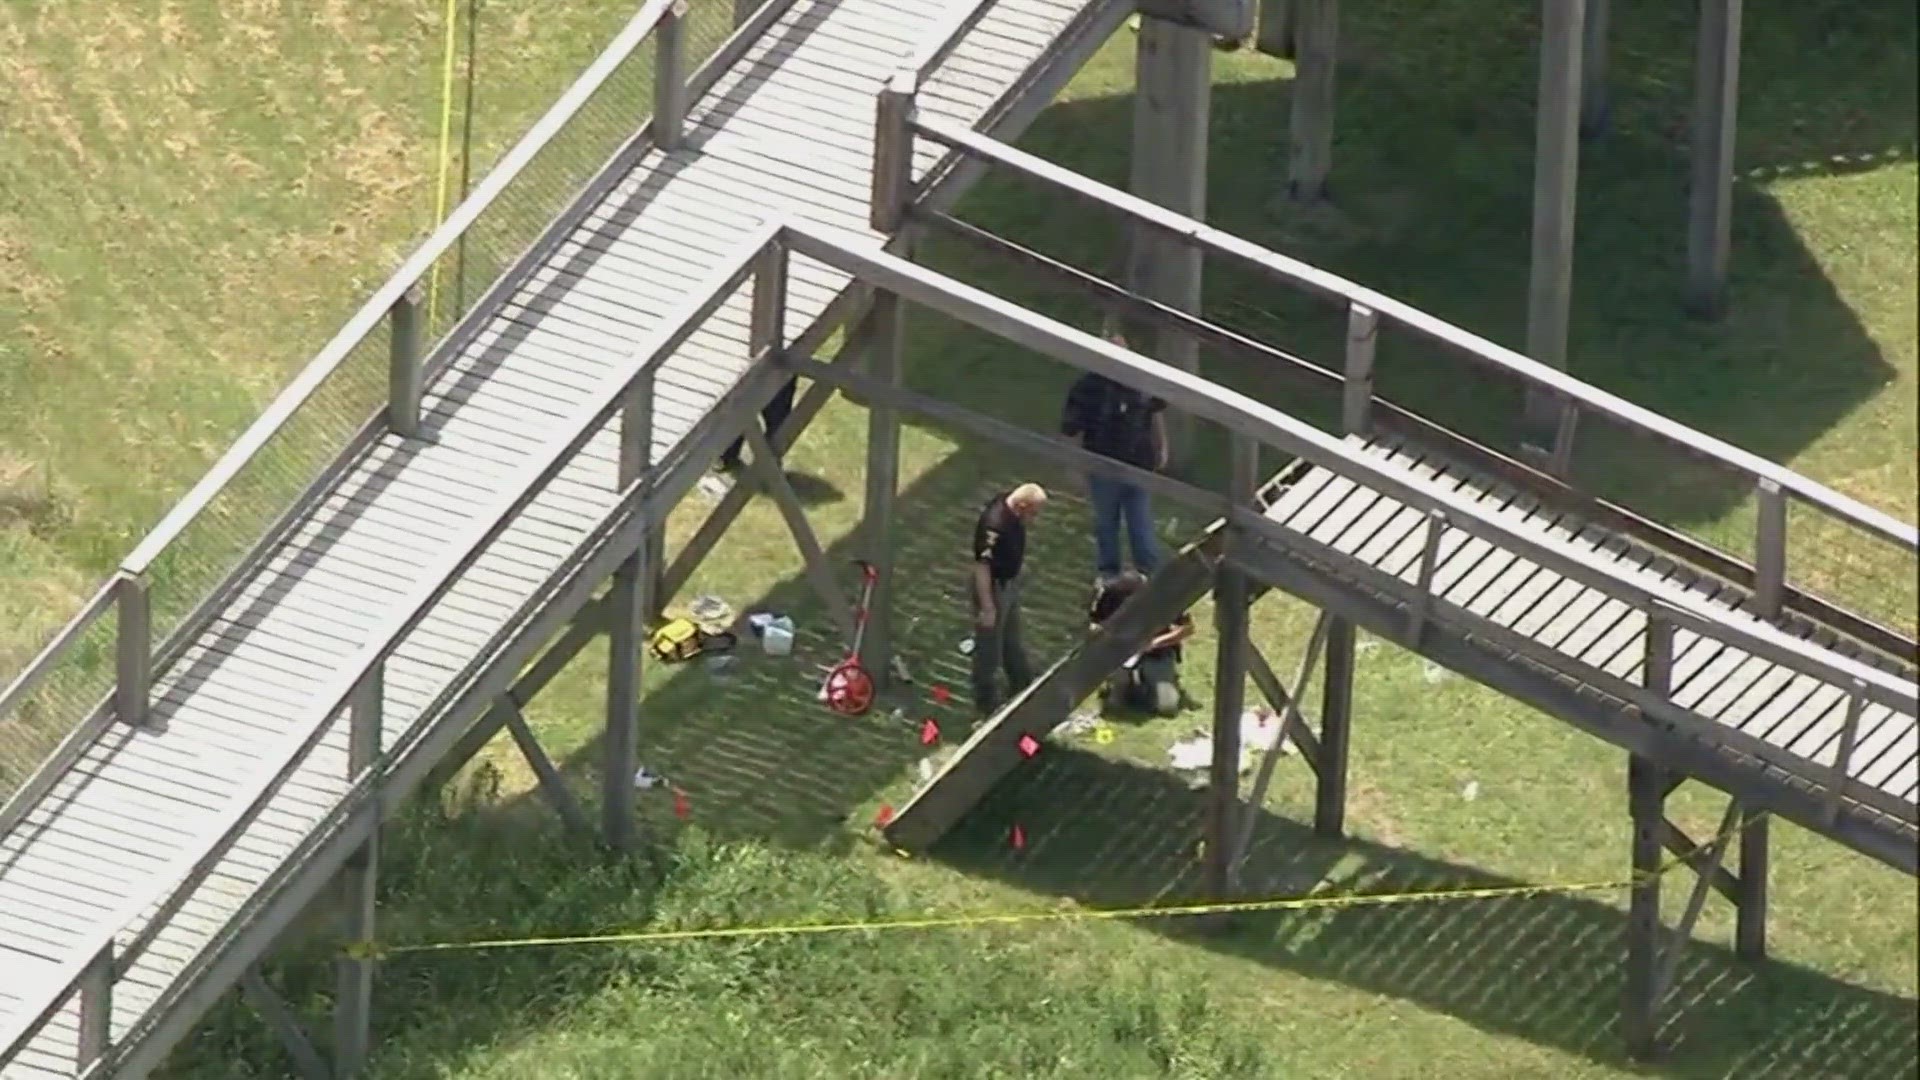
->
[967,483,1047,718]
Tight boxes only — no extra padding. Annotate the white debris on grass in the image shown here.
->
[1167,710,1289,774]
[958,636,975,656]
[688,594,733,626]
[633,767,668,790]
[1463,780,1481,802]
[1051,711,1101,739]
[917,757,936,783]
[1421,661,1451,685]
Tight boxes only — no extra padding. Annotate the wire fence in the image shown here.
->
[0,0,748,813]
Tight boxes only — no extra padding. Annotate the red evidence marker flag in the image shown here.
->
[930,684,951,706]
[1016,733,1040,758]
[1010,823,1026,850]
[672,788,691,820]
[920,719,940,746]
[875,804,895,827]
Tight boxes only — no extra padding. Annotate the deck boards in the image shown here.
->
[1264,434,1920,816]
[0,0,1099,1071]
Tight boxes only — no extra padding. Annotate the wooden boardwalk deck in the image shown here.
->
[1259,434,1919,818]
[0,0,1107,1073]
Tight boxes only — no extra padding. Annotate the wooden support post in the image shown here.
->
[114,571,151,728]
[860,289,906,682]
[654,1,690,152]
[76,942,113,1072]
[605,375,654,852]
[1581,0,1610,140]
[1341,302,1376,437]
[1523,0,1586,439]
[1287,0,1338,202]
[1623,753,1666,1059]
[1685,0,1742,321]
[335,666,383,1078]
[1405,509,1447,645]
[1752,479,1785,618]
[1129,16,1210,470]
[1255,0,1295,57]
[871,71,916,234]
[1316,615,1354,837]
[1734,805,1768,959]
[1206,435,1261,901]
[387,285,424,438]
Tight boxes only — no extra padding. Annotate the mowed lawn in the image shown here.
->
[0,1,1914,1079]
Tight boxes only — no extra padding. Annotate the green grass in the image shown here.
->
[1,0,1915,1077]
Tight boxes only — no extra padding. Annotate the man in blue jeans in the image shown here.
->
[1061,330,1167,583]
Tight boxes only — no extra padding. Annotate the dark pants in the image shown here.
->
[970,578,1033,718]
[719,376,799,469]
[1088,473,1161,577]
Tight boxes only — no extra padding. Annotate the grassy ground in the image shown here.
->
[2,0,1915,1077]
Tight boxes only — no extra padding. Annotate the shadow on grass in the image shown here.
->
[915,0,1913,556]
[933,746,1920,1079]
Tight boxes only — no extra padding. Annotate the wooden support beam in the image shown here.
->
[499,701,593,835]
[1233,611,1330,879]
[743,423,858,644]
[1685,0,1742,320]
[1652,801,1739,1003]
[1316,614,1355,837]
[1129,15,1211,470]
[1206,435,1261,901]
[1523,0,1587,438]
[604,554,645,853]
[1581,0,1611,140]
[859,289,906,683]
[1245,640,1321,771]
[1287,0,1338,202]
[334,669,382,1077]
[1624,752,1665,1059]
[241,968,331,1080]
[1255,0,1295,57]
[1735,806,1768,959]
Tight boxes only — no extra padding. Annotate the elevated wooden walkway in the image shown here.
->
[0,0,1126,1074]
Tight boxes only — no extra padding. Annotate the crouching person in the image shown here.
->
[1088,570,1194,716]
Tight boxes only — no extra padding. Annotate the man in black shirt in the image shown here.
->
[716,376,800,473]
[1088,570,1193,715]
[968,483,1048,718]
[1061,331,1167,581]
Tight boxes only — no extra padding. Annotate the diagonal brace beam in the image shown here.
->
[742,423,858,643]
[1232,611,1331,880]
[1245,636,1323,772]
[239,968,330,1080]
[498,700,593,835]
[1652,800,1741,1002]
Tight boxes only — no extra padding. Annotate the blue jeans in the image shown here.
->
[1088,474,1161,576]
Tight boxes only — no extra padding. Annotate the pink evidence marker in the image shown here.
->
[875,804,895,827]
[672,788,691,820]
[1011,824,1026,850]
[931,684,951,705]
[920,719,940,746]
[1016,733,1040,758]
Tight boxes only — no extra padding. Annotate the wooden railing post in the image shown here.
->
[654,1,690,151]
[387,285,424,438]
[871,70,917,233]
[1752,478,1786,618]
[1825,682,1864,826]
[1405,509,1447,645]
[1643,611,1674,697]
[1341,302,1376,437]
[750,240,787,360]
[115,572,151,728]
[77,942,114,1071]
[336,664,383,1076]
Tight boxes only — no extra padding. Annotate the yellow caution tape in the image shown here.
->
[349,812,1764,962]
[424,0,461,329]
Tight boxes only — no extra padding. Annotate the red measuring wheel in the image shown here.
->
[823,561,880,716]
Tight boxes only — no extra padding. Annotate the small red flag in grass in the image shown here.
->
[1016,733,1040,758]
[920,718,940,746]
[930,684,951,705]
[875,804,895,827]
[1010,823,1026,850]
[672,788,691,820]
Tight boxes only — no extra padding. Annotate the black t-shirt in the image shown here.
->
[1061,373,1166,470]
[973,492,1026,584]
[1088,576,1192,661]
